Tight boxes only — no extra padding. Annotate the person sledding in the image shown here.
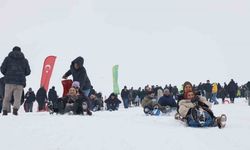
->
[158,88,177,114]
[89,93,104,112]
[141,90,163,116]
[57,86,92,116]
[104,93,121,111]
[36,86,47,112]
[175,81,227,129]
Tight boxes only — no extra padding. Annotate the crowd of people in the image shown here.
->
[1,46,250,129]
[120,79,250,107]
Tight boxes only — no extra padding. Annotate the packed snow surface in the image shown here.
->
[0,98,250,150]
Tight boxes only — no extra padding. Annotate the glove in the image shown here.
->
[191,96,200,106]
[62,75,67,79]
[191,97,197,103]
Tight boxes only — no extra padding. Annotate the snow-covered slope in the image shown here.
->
[0,98,249,150]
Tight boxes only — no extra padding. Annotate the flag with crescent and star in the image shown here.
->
[40,56,56,91]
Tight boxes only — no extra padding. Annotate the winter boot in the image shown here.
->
[2,110,8,116]
[216,114,227,129]
[143,106,152,115]
[174,113,186,122]
[13,108,18,116]
[175,113,181,120]
[86,109,92,116]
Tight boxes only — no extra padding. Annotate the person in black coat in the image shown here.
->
[158,89,177,108]
[121,86,129,108]
[63,56,92,97]
[1,46,31,115]
[247,81,250,91]
[204,80,212,102]
[36,86,47,111]
[227,79,238,103]
[1,47,30,87]
[220,87,227,104]
[0,77,4,113]
[105,93,121,111]
[197,82,204,96]
[172,86,179,99]
[24,88,36,112]
[48,86,59,113]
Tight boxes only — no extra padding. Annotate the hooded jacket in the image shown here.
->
[48,87,58,103]
[104,93,121,105]
[1,49,31,86]
[64,57,91,90]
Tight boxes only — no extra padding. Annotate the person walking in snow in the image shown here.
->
[1,46,31,115]
[220,87,227,104]
[48,86,59,113]
[227,79,238,103]
[204,80,212,102]
[211,83,219,105]
[24,88,36,112]
[121,86,129,108]
[36,86,47,111]
[63,56,92,97]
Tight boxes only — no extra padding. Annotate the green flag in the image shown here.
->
[112,65,120,94]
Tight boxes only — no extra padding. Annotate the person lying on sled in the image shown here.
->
[178,89,226,128]
[158,88,177,113]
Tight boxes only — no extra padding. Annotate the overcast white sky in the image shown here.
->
[0,0,249,96]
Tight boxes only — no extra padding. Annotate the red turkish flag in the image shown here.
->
[40,56,56,91]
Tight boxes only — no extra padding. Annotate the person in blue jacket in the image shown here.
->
[158,88,177,108]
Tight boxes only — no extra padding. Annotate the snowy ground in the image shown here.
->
[0,98,250,150]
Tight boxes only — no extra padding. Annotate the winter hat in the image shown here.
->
[72,81,80,88]
[12,46,21,52]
